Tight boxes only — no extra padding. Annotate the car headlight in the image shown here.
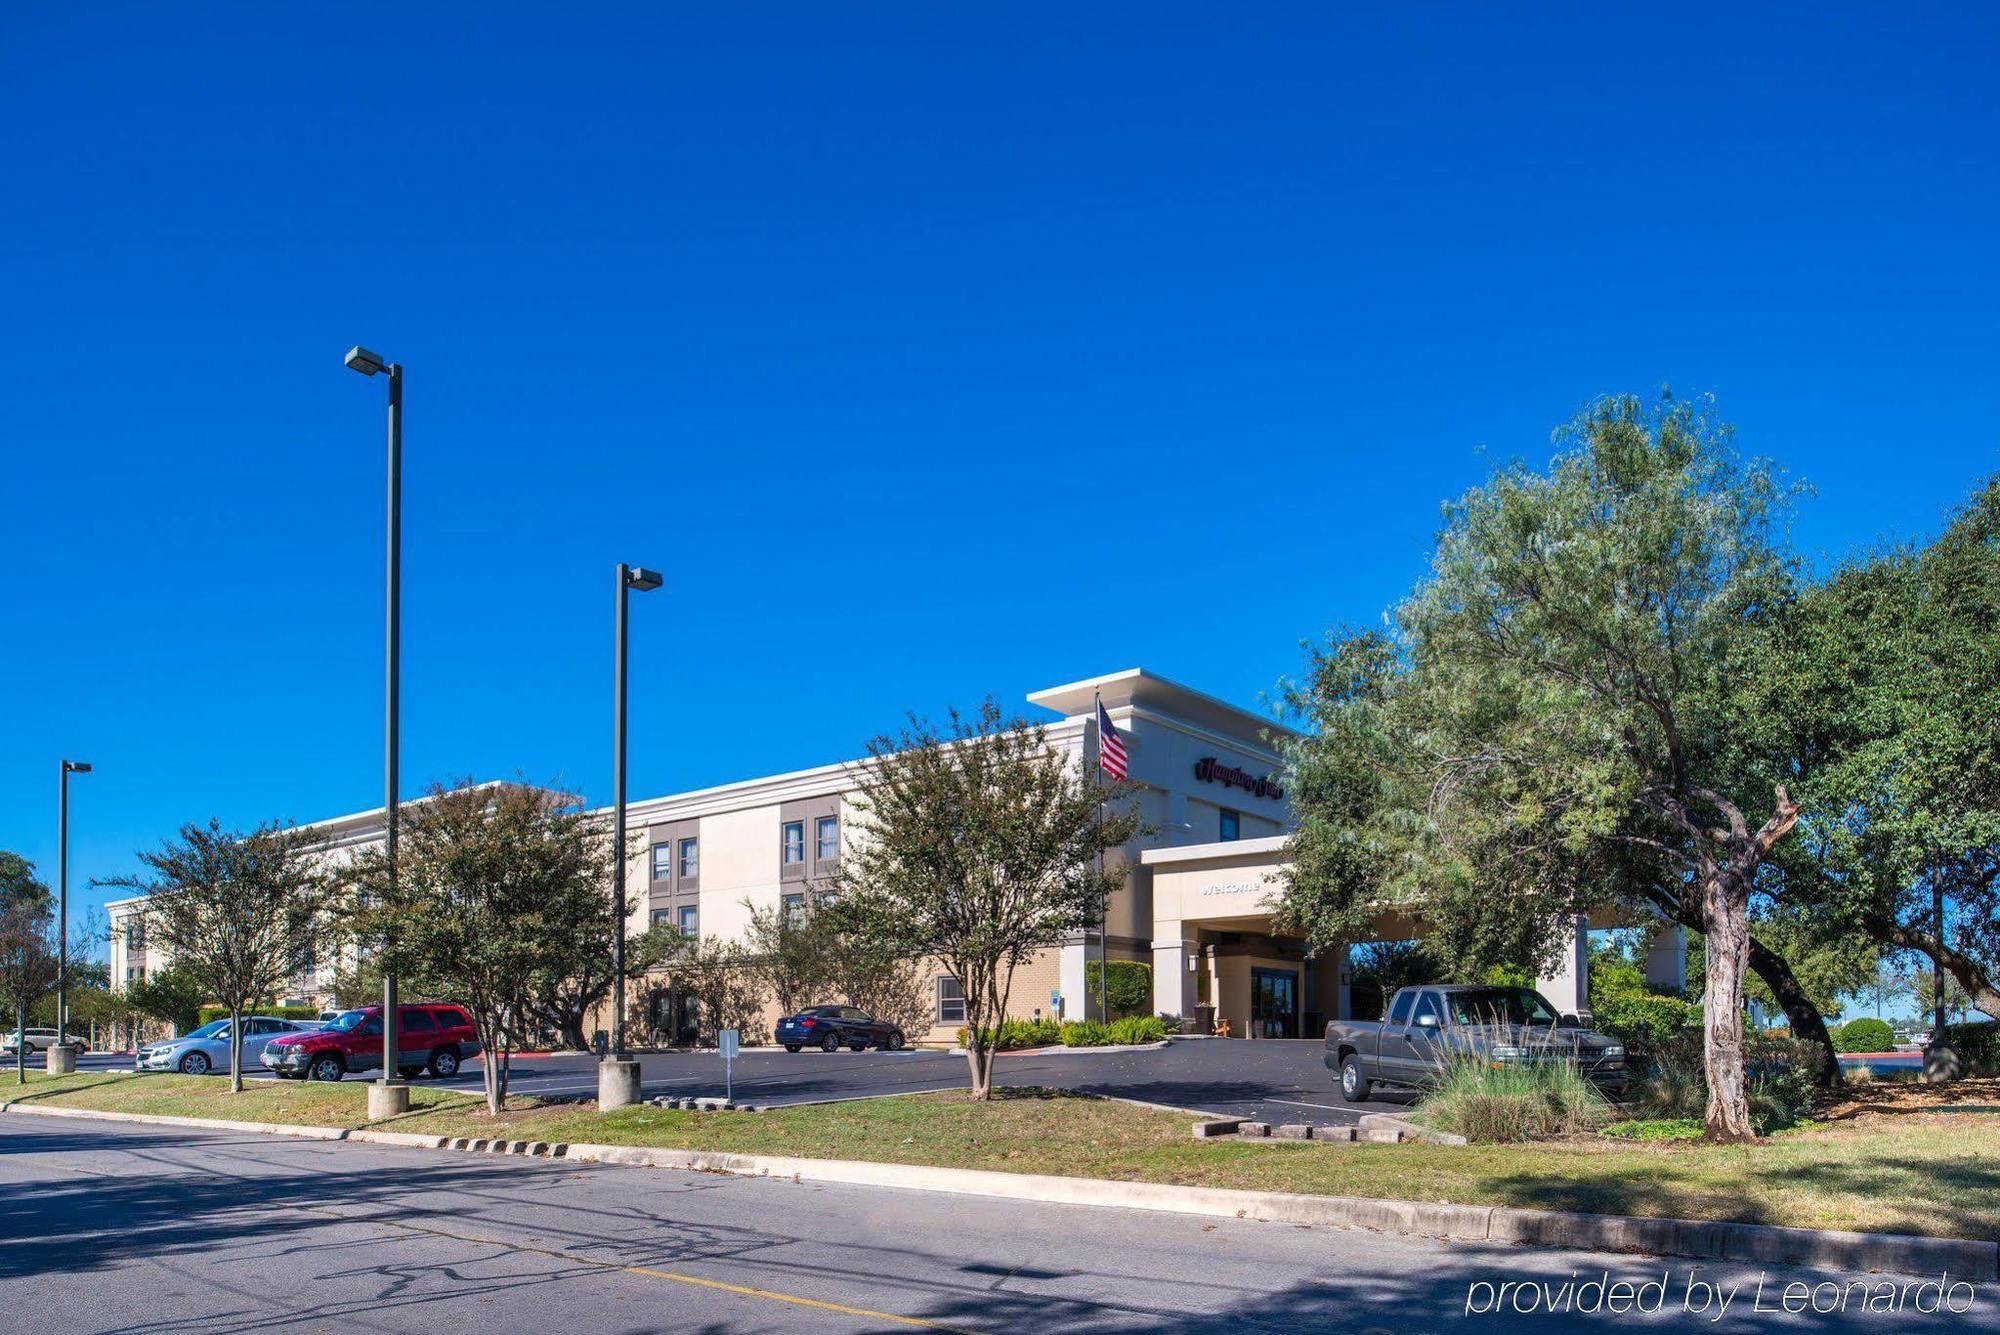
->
[1491,1045,1528,1059]
[1601,1044,1625,1058]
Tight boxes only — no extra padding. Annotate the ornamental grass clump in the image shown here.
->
[1417,1053,1612,1143]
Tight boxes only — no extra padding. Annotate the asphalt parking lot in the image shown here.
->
[85,1038,1408,1125]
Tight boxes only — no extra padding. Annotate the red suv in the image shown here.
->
[261,1004,480,1082]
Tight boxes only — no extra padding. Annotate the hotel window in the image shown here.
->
[678,837,699,880]
[126,921,146,952]
[651,844,674,882]
[782,821,805,865]
[782,891,806,922]
[652,909,672,927]
[677,905,698,937]
[1219,809,1241,842]
[936,976,965,1025]
[815,815,839,863]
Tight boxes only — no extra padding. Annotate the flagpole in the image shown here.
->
[1092,689,1106,1025]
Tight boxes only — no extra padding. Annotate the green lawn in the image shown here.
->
[7,1073,1994,1243]
[0,1070,474,1127]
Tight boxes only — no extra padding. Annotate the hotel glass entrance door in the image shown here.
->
[1250,968,1298,1039]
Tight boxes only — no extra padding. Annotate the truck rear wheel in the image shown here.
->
[1339,1054,1371,1103]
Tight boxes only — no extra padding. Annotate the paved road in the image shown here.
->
[83,1039,1409,1127]
[4,1115,1988,1333]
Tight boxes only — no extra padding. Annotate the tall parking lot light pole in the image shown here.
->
[600,562,662,1111]
[54,759,90,1071]
[344,345,409,1119]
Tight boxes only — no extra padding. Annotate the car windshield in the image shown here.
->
[324,1010,370,1033]
[188,1020,229,1040]
[1445,988,1560,1027]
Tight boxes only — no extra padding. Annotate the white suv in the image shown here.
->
[1,1027,89,1056]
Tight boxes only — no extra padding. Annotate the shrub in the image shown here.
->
[1834,1017,1895,1053]
[955,1018,1060,1051]
[1416,1054,1612,1143]
[1942,1021,1999,1076]
[1084,960,1153,1018]
[1745,1034,1826,1131]
[1630,1032,1823,1132]
[1594,993,1702,1060]
[196,1003,324,1027]
[956,1014,1170,1050]
[1602,1118,1706,1141]
[1105,1015,1169,1045]
[1632,1058,1708,1122]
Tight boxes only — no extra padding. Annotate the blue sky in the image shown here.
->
[4,5,1997,944]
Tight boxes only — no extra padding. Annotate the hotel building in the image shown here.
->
[108,667,1680,1043]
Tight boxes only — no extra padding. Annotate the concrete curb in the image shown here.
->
[559,1141,1998,1279]
[7,1100,1992,1281]
[0,1100,351,1141]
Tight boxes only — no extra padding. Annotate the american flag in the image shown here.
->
[1096,697,1128,782]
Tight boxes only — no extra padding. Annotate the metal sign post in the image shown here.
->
[718,1028,739,1105]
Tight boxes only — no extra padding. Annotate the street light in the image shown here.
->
[346,344,409,1119]
[601,562,663,1110]
[54,760,90,1072]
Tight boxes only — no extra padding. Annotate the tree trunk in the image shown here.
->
[228,1006,244,1095]
[1642,884,1839,1087]
[1699,874,1756,1142]
[482,1017,503,1115]
[1746,937,1840,1088]
[15,1006,24,1085]
[962,1040,993,1100]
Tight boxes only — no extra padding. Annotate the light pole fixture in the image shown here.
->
[55,760,90,1064]
[601,562,662,1110]
[346,344,408,1117]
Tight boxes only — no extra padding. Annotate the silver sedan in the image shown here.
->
[136,1017,314,1076]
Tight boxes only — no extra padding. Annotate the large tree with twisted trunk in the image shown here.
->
[1280,394,1814,1141]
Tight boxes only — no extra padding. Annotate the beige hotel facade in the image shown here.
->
[109,667,1678,1044]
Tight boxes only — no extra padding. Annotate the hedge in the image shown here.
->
[1834,1017,1895,1053]
[956,1014,1169,1051]
[1084,960,1153,1017]
[195,1004,325,1027]
[1944,1020,1999,1075]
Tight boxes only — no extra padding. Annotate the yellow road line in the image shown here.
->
[353,1210,975,1333]
[27,1124,976,1332]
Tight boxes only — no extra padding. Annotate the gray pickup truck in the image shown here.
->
[1323,984,1629,1102]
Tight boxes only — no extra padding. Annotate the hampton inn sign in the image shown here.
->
[1192,756,1285,801]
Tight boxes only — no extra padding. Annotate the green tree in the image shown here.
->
[0,853,51,913]
[651,932,768,1045]
[0,898,61,1083]
[516,835,653,1052]
[741,897,837,1016]
[825,929,935,1037]
[102,820,330,1093]
[1743,479,2000,1022]
[1280,395,1813,1140]
[347,780,608,1113]
[126,962,208,1035]
[827,700,1138,1099]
